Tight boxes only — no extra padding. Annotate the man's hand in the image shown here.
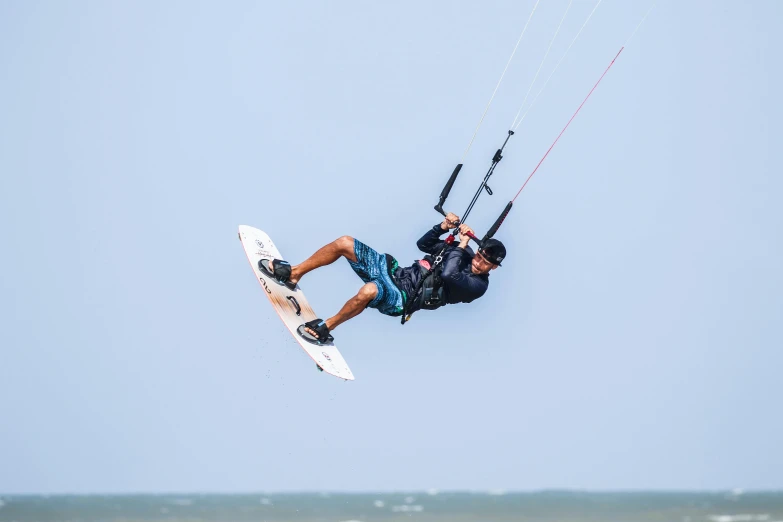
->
[457,224,474,247]
[441,212,460,231]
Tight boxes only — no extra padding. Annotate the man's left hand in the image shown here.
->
[457,224,474,247]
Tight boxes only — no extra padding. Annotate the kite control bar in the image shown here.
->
[434,206,482,246]
[433,129,515,246]
[434,200,513,246]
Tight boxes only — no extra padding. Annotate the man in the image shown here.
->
[258,212,506,344]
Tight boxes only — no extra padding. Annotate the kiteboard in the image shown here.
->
[238,225,355,381]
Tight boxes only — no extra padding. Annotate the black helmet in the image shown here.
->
[478,238,506,266]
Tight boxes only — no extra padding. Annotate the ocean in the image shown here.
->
[1,491,782,522]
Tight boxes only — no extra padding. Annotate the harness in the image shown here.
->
[416,258,446,311]
[400,240,458,324]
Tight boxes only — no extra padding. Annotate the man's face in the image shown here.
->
[471,250,499,274]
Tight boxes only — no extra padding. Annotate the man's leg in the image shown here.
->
[316,282,378,334]
[270,236,356,285]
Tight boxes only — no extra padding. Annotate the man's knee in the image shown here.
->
[335,235,354,252]
[358,282,378,302]
[334,235,356,260]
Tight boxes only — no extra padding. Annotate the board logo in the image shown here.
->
[259,278,272,294]
[321,352,331,361]
[255,239,265,249]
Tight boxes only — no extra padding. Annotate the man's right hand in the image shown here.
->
[441,212,460,231]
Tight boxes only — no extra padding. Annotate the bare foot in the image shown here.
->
[304,321,332,340]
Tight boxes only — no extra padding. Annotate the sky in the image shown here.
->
[1,0,781,495]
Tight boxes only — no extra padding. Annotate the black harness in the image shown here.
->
[400,245,451,324]
[416,258,446,311]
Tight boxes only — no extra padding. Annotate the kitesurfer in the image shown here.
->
[258,212,506,344]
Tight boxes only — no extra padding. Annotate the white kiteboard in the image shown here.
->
[238,225,355,381]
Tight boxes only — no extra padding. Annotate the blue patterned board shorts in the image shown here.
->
[348,239,406,317]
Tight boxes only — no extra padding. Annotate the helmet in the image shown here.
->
[478,238,506,266]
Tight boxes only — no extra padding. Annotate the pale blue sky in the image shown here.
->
[1,0,781,494]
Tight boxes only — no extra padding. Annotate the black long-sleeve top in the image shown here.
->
[394,224,490,312]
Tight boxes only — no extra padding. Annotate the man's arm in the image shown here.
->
[416,223,448,255]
